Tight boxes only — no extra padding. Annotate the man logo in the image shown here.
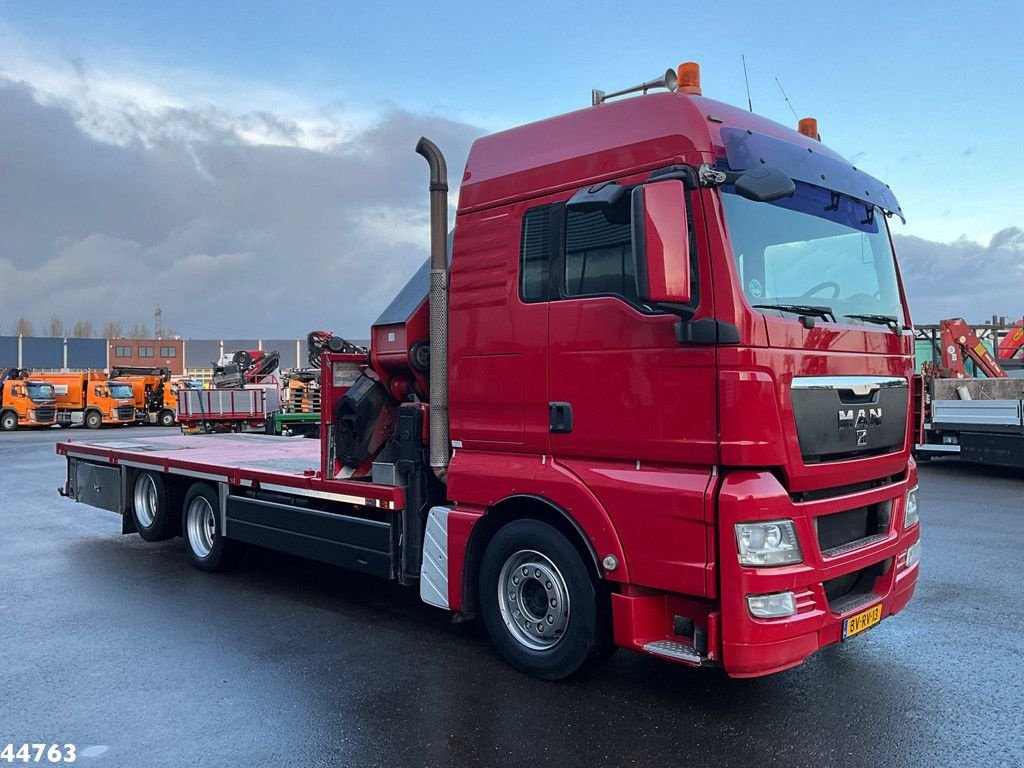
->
[839,408,882,443]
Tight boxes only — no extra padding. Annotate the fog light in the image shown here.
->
[747,591,797,619]
[735,520,802,566]
[905,540,922,570]
[904,486,919,528]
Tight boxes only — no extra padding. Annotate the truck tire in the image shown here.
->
[158,410,175,427]
[479,519,613,680]
[131,471,178,542]
[0,411,16,431]
[84,410,102,429]
[181,483,241,572]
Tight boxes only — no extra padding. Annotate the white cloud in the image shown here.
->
[0,29,481,337]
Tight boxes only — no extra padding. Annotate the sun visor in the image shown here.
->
[721,127,903,221]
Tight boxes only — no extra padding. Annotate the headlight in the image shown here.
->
[905,486,919,528]
[747,591,797,618]
[905,540,922,569]
[735,520,803,566]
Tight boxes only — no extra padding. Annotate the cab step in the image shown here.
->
[642,639,702,666]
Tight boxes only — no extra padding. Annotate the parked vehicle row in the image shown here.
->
[0,366,188,430]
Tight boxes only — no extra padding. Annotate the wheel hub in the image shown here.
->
[498,550,570,651]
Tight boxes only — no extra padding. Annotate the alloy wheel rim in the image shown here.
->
[497,549,570,651]
[133,475,158,528]
[186,497,216,558]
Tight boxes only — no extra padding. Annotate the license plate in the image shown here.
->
[842,603,883,640]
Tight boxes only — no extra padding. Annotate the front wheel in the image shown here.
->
[84,411,102,429]
[0,411,16,431]
[158,410,175,427]
[479,519,612,680]
[181,483,241,572]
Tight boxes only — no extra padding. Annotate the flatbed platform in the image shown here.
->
[57,432,403,509]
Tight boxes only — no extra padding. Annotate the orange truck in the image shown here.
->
[39,372,137,429]
[0,368,57,431]
[110,366,178,426]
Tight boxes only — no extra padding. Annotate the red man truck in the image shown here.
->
[57,62,920,679]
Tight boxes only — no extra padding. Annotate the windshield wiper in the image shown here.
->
[844,313,902,335]
[752,303,836,324]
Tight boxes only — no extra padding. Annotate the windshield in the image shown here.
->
[109,383,135,399]
[722,182,903,323]
[27,383,55,402]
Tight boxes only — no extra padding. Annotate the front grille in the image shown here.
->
[790,377,908,463]
[117,405,136,421]
[824,559,891,613]
[35,406,56,421]
[791,473,903,503]
[816,501,892,557]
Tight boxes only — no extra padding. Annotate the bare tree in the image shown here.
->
[13,316,33,336]
[127,323,150,339]
[71,320,95,338]
[46,314,64,337]
[101,320,123,339]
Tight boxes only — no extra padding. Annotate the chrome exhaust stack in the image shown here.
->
[415,137,450,482]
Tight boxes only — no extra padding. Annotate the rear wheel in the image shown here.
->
[131,471,178,541]
[479,519,612,680]
[158,410,175,427]
[182,483,241,572]
[84,410,102,429]
[0,411,16,431]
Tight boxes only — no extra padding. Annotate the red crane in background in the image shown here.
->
[997,320,1024,360]
[924,317,1008,379]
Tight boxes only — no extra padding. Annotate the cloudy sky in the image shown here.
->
[1,1,1022,336]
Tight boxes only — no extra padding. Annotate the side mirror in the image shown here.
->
[631,180,691,305]
[734,166,794,202]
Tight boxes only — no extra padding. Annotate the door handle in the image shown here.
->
[549,402,573,434]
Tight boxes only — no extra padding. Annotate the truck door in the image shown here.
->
[544,184,718,597]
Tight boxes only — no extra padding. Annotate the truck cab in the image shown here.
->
[98,380,140,426]
[0,370,57,430]
[427,66,918,677]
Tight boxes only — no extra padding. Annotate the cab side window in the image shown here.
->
[519,206,553,302]
[563,201,637,302]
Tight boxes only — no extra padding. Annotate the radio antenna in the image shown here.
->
[774,76,799,121]
[741,54,753,112]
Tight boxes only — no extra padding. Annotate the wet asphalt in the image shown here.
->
[1,427,1022,768]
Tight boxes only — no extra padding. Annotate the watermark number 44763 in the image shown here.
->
[0,745,76,764]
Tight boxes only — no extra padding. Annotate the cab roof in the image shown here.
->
[458,91,851,214]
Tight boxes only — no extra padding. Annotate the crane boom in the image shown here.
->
[938,318,1008,378]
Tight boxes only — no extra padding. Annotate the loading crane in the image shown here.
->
[924,317,1007,379]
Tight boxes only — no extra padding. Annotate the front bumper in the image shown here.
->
[610,467,920,677]
[717,468,920,677]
